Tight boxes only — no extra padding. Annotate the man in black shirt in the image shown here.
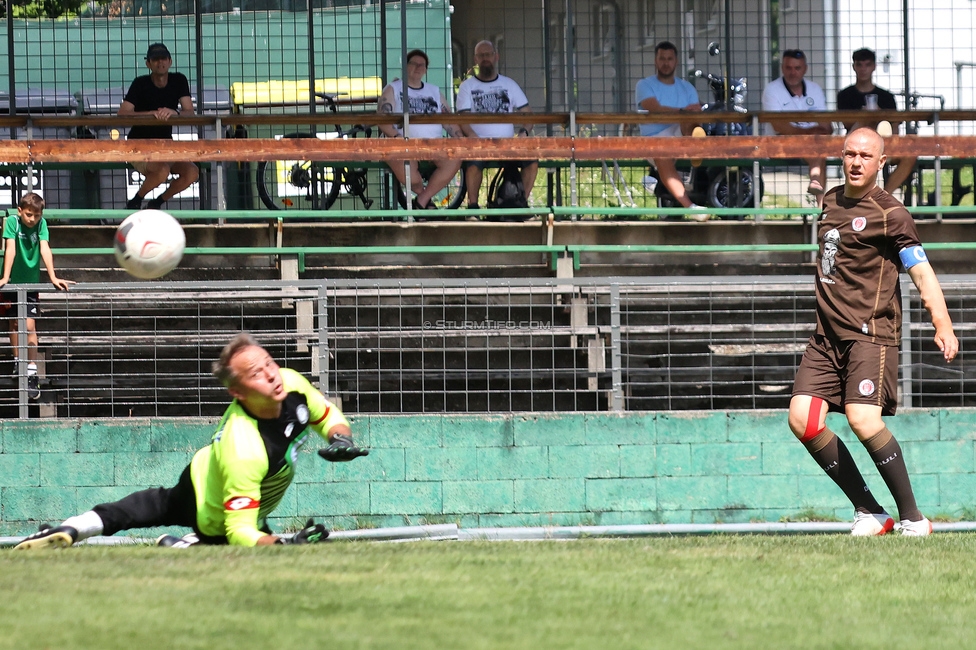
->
[836,48,915,193]
[119,43,199,210]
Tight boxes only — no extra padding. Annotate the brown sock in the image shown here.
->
[862,427,923,522]
[803,428,883,514]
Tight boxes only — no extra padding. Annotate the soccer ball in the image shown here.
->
[114,209,186,279]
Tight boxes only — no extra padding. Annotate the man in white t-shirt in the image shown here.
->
[456,40,538,209]
[636,40,706,217]
[377,49,463,210]
[761,49,834,199]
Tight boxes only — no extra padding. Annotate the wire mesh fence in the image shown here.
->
[3,2,976,215]
[1,275,973,418]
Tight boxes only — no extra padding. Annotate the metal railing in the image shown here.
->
[2,275,973,418]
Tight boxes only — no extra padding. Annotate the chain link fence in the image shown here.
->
[2,275,972,418]
[3,2,976,212]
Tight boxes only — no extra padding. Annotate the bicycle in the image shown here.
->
[257,92,467,212]
[256,92,374,211]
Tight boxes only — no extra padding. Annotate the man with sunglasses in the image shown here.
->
[118,43,199,211]
[761,49,834,200]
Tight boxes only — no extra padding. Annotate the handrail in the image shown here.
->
[2,109,975,129]
[5,134,976,163]
[25,204,976,222]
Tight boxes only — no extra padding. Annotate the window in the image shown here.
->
[639,0,656,48]
[592,3,616,59]
[695,0,721,35]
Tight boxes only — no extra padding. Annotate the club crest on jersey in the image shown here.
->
[806,97,815,107]
[858,379,876,396]
[296,403,309,425]
[852,216,866,232]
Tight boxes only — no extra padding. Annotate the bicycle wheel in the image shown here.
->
[394,163,467,210]
[256,133,342,211]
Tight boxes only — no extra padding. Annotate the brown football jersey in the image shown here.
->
[815,185,922,345]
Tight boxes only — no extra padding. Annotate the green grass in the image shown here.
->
[4,535,976,649]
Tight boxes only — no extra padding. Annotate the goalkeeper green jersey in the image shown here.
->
[189,367,349,546]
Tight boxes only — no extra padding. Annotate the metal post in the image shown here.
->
[752,115,762,219]
[17,288,28,418]
[569,110,578,212]
[307,0,317,117]
[400,0,412,216]
[933,112,942,222]
[899,278,913,409]
[6,0,14,114]
[902,0,911,114]
[566,0,577,215]
[215,117,226,212]
[609,283,624,411]
[380,0,387,84]
[194,0,213,211]
[25,119,33,198]
[318,285,329,393]
[195,0,204,135]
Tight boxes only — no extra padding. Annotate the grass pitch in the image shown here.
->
[3,534,976,649]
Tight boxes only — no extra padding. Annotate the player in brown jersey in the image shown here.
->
[788,127,958,537]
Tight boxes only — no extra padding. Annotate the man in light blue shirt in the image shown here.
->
[636,41,705,216]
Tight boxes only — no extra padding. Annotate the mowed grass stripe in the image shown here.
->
[3,535,976,650]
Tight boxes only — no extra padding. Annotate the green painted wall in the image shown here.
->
[2,410,975,538]
[4,5,451,104]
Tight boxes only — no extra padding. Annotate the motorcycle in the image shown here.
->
[653,43,763,219]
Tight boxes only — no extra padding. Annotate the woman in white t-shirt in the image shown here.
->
[377,49,463,209]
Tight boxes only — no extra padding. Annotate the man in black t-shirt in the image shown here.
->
[836,48,916,193]
[118,43,199,210]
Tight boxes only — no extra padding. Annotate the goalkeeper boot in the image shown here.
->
[14,524,78,550]
[156,533,200,548]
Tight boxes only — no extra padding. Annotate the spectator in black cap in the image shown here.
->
[118,42,198,211]
[837,48,916,193]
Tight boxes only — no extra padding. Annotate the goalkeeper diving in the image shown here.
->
[15,332,368,550]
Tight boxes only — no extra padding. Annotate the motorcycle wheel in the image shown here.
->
[707,168,758,220]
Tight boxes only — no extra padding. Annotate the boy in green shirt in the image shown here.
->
[0,193,74,400]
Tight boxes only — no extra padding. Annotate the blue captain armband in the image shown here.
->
[899,245,928,269]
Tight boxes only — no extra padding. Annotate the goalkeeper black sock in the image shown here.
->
[803,428,884,514]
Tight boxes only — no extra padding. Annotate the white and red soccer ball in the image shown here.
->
[114,209,186,279]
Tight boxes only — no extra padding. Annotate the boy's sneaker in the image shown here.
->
[126,196,144,210]
[146,197,166,210]
[14,525,78,550]
[897,517,933,536]
[688,204,711,223]
[850,511,895,536]
[27,374,40,401]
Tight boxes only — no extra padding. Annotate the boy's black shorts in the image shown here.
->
[0,291,39,318]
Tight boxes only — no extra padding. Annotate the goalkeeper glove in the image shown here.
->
[318,434,369,462]
[279,519,329,545]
